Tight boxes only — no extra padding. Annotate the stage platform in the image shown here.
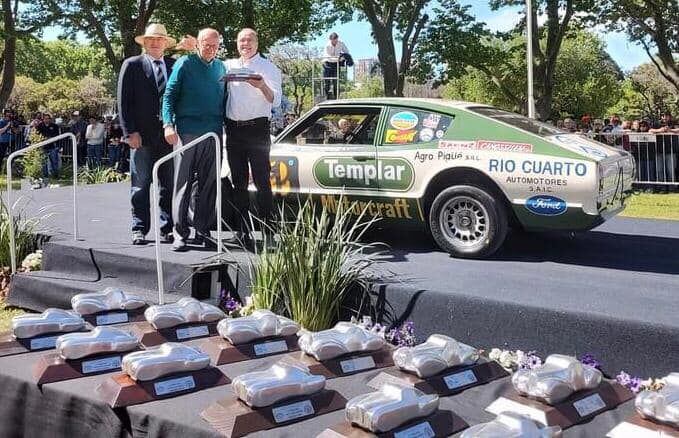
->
[6,182,679,376]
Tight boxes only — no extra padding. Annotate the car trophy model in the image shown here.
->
[393,334,479,378]
[512,354,603,405]
[345,383,439,433]
[298,321,386,361]
[144,297,224,329]
[56,326,139,360]
[635,372,679,427]
[217,309,299,344]
[121,343,210,381]
[231,361,326,408]
[461,412,562,437]
[71,287,146,315]
[12,309,85,339]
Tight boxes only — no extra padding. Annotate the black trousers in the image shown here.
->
[225,118,273,233]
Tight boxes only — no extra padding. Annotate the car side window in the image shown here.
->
[280,108,381,146]
[381,108,454,145]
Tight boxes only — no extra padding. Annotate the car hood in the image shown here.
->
[546,134,625,162]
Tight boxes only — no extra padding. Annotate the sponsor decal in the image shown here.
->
[389,111,419,130]
[320,195,419,220]
[435,130,445,139]
[269,156,299,194]
[313,157,414,191]
[414,150,479,163]
[384,129,417,144]
[551,135,611,159]
[505,176,568,194]
[489,159,588,177]
[438,140,476,149]
[422,113,441,129]
[439,140,532,153]
[419,128,434,142]
[525,195,568,216]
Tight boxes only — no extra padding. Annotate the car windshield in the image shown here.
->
[468,106,566,137]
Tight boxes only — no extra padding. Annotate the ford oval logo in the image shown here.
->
[525,195,567,216]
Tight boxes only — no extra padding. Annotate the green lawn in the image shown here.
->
[621,193,679,221]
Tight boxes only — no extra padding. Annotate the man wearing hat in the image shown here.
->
[118,23,177,245]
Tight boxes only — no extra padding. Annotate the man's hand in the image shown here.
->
[245,76,274,103]
[127,132,142,149]
[245,76,264,89]
[176,35,197,51]
[164,126,178,145]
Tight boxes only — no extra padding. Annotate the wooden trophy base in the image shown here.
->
[201,389,347,438]
[129,321,220,348]
[96,367,229,408]
[0,329,89,357]
[486,380,634,429]
[607,414,679,438]
[82,307,147,326]
[291,348,394,379]
[367,360,508,396]
[201,334,299,365]
[33,349,141,385]
[319,409,468,438]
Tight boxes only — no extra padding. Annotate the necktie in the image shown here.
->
[153,60,165,96]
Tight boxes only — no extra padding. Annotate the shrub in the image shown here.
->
[0,197,49,270]
[21,147,46,181]
[78,166,129,185]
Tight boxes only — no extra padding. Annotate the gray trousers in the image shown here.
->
[172,133,219,241]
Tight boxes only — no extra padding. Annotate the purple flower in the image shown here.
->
[580,353,601,369]
[385,321,417,347]
[629,377,643,393]
[219,291,241,314]
[616,370,631,387]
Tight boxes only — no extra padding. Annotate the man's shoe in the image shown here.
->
[172,239,188,252]
[132,231,146,245]
[160,232,174,244]
[195,232,217,250]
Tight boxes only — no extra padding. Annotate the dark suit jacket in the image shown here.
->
[117,54,175,145]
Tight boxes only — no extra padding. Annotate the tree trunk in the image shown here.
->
[0,0,17,109]
[371,25,398,97]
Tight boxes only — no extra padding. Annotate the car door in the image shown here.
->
[270,105,384,207]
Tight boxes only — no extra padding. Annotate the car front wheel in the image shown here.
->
[429,185,508,258]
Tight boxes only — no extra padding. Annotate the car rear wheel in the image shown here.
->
[429,185,508,258]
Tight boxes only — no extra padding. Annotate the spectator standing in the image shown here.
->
[69,111,88,165]
[0,110,12,164]
[224,27,282,244]
[108,122,124,170]
[649,112,679,189]
[118,23,177,245]
[323,32,352,100]
[85,116,105,167]
[163,28,226,251]
[36,113,61,178]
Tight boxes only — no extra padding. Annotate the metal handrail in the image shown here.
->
[6,132,79,273]
[152,131,222,304]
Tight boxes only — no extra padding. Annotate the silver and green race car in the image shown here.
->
[266,98,635,258]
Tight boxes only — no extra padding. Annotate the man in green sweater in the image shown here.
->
[163,28,225,251]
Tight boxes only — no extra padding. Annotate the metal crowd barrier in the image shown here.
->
[6,133,79,273]
[586,132,678,188]
[151,132,222,304]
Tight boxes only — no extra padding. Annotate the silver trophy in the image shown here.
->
[393,334,479,378]
[345,383,439,433]
[12,309,85,339]
[121,342,210,381]
[460,412,562,438]
[71,287,146,315]
[56,326,139,360]
[635,372,679,427]
[144,297,224,329]
[512,354,602,405]
[217,309,299,344]
[231,361,326,407]
[298,322,386,361]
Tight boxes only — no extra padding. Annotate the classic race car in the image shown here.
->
[266,98,635,258]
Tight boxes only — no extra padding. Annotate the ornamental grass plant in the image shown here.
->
[78,166,129,185]
[0,197,50,271]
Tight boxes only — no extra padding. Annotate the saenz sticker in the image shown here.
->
[525,195,568,216]
[390,111,419,130]
[313,157,414,191]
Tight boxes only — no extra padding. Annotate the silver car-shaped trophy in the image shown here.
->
[512,354,603,405]
[461,412,562,438]
[12,309,85,339]
[298,321,386,361]
[345,382,439,433]
[232,361,326,407]
[121,343,210,381]
[144,297,224,329]
[635,372,679,427]
[71,287,146,315]
[393,334,479,378]
[56,326,139,360]
[217,309,299,344]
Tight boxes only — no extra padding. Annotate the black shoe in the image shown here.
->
[159,232,174,244]
[194,232,217,250]
[132,231,146,245]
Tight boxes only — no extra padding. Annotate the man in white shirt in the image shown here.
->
[323,32,352,100]
[85,116,106,168]
[224,28,282,242]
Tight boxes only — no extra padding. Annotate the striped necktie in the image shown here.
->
[153,60,165,96]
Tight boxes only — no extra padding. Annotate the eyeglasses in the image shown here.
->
[200,43,220,50]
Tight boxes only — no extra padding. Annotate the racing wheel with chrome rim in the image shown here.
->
[429,185,508,258]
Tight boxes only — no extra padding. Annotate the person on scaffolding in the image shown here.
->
[323,32,353,100]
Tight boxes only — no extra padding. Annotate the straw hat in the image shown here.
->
[134,23,176,47]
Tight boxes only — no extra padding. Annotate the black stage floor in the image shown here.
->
[6,182,679,376]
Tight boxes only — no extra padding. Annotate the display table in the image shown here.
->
[0,343,636,437]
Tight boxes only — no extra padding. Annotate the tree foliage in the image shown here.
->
[608,64,679,120]
[268,44,322,116]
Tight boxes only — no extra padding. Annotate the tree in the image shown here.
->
[333,0,430,97]
[598,1,679,93]
[268,44,321,116]
[608,64,679,120]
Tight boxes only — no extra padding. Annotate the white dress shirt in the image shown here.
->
[324,40,349,61]
[85,123,105,145]
[225,54,282,121]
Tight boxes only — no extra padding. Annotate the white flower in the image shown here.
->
[498,350,516,368]
[488,348,502,361]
